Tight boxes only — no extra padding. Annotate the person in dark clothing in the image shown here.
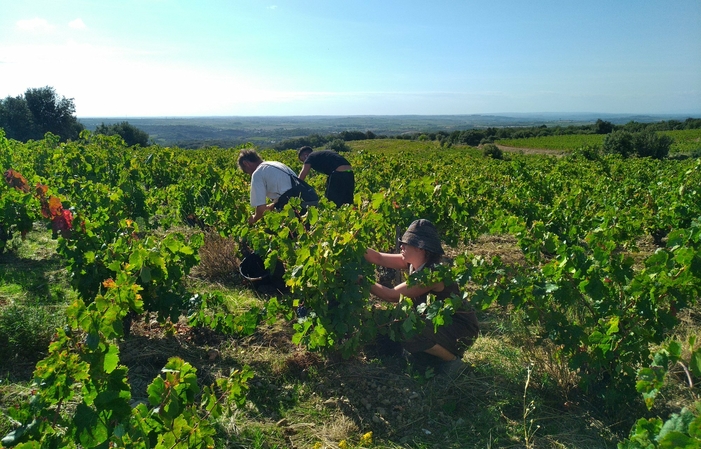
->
[363,219,480,377]
[297,146,354,207]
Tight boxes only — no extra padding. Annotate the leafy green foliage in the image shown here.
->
[2,260,252,448]
[0,86,84,142]
[94,122,150,147]
[603,130,636,157]
[635,336,701,411]
[1,129,701,446]
[324,138,352,153]
[604,129,674,159]
[617,405,701,449]
[594,119,614,134]
[470,217,701,406]
[634,129,673,159]
[482,143,504,159]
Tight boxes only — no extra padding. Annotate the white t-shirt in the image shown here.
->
[250,161,295,207]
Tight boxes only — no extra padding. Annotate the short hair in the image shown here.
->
[297,146,313,158]
[238,149,263,170]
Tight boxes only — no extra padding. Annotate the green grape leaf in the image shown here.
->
[690,349,701,378]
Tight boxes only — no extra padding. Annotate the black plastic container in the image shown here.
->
[239,253,288,293]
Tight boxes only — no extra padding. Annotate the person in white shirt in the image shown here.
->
[237,149,297,225]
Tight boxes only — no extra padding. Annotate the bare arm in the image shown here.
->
[248,204,270,225]
[371,280,443,303]
[298,164,312,181]
[364,249,407,270]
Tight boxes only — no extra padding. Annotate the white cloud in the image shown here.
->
[16,18,54,32]
[267,5,277,10]
[69,18,87,30]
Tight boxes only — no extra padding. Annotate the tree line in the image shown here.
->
[272,117,701,160]
[3,86,698,154]
[277,117,700,149]
[0,86,149,146]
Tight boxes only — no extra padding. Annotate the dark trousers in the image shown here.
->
[402,310,480,358]
[326,170,355,207]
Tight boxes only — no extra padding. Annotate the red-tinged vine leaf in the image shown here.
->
[52,209,73,237]
[48,196,63,217]
[35,183,48,198]
[4,169,31,193]
[40,201,51,219]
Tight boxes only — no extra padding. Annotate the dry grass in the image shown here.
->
[192,230,241,282]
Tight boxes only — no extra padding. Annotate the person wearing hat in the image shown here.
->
[363,219,479,377]
[297,146,354,207]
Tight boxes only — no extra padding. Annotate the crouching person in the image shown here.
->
[364,219,479,377]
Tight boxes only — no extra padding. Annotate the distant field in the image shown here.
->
[349,139,441,153]
[496,129,701,153]
[663,129,701,153]
[347,138,484,157]
[496,134,603,151]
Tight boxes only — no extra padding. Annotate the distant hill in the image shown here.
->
[78,113,695,149]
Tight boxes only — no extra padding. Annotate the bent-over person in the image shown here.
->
[238,149,302,224]
[297,146,354,207]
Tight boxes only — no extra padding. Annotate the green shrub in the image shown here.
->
[324,138,351,153]
[618,405,701,449]
[570,145,601,160]
[0,303,64,360]
[603,130,635,157]
[633,129,673,159]
[482,144,503,159]
[603,129,672,159]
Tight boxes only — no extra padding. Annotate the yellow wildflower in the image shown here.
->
[360,431,373,446]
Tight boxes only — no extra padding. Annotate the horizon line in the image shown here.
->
[77,112,701,120]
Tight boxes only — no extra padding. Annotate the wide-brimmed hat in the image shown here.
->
[399,219,444,255]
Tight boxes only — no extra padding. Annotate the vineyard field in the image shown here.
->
[495,128,701,153]
[1,131,700,448]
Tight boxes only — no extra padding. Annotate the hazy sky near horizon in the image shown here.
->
[1,0,700,117]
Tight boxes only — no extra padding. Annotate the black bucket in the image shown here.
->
[239,253,269,282]
[239,253,288,293]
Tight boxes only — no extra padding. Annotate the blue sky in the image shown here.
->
[1,0,700,117]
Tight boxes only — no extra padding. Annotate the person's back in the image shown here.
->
[250,161,296,206]
[304,150,350,175]
[297,147,354,207]
[239,148,301,224]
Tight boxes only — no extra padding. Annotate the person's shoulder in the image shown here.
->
[262,160,292,170]
[310,150,337,157]
[306,151,324,159]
